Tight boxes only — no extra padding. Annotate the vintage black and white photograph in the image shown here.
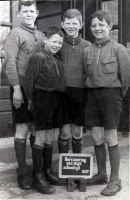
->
[0,0,129,199]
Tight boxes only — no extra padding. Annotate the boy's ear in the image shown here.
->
[17,11,20,18]
[36,10,39,17]
[44,37,48,44]
[80,22,84,29]
[61,21,64,29]
[108,23,113,30]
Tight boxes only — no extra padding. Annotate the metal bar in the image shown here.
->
[10,1,12,30]
[70,0,73,9]
[83,0,85,39]
[112,25,119,30]
[0,21,12,27]
[74,0,76,8]
[118,0,122,43]
[37,12,62,20]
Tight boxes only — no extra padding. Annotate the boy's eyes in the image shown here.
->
[91,24,105,28]
[22,10,35,13]
[65,22,78,25]
[52,41,62,45]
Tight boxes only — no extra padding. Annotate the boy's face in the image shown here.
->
[61,17,83,38]
[44,34,63,54]
[90,17,112,40]
[17,4,39,27]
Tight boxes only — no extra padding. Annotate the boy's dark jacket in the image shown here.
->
[23,49,65,100]
[83,40,130,98]
[59,35,91,88]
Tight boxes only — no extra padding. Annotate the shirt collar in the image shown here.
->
[20,23,37,33]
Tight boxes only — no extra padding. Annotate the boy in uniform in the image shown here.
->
[23,27,65,194]
[4,1,45,189]
[83,10,130,196]
[58,9,91,154]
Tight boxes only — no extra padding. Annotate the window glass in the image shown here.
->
[0,1,10,22]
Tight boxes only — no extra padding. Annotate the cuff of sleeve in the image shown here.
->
[9,79,20,87]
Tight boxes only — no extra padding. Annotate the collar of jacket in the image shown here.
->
[41,47,60,60]
[41,48,54,59]
[20,23,37,33]
[95,36,111,48]
[64,34,82,46]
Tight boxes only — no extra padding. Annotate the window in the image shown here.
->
[0,1,12,85]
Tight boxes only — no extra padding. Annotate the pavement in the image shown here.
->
[0,135,129,200]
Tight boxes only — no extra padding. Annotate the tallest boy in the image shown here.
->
[58,9,91,153]
[4,1,45,189]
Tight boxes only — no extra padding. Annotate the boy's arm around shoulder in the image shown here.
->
[118,44,130,98]
[23,54,40,101]
[4,29,21,87]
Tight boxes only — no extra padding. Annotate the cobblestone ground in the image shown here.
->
[0,152,129,200]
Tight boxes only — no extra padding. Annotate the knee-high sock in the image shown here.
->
[72,137,83,153]
[58,136,69,153]
[108,144,120,181]
[14,138,28,175]
[32,144,43,174]
[43,144,53,170]
[95,143,107,175]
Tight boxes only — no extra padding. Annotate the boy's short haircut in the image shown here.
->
[45,27,64,39]
[63,9,82,24]
[18,0,37,11]
[91,10,112,25]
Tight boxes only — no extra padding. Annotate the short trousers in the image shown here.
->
[85,88,122,129]
[10,87,33,124]
[32,91,63,131]
[62,87,87,126]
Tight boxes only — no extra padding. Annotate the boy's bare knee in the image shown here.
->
[35,130,46,147]
[105,129,118,146]
[71,124,82,139]
[46,129,55,145]
[15,123,30,139]
[59,124,71,139]
[91,126,104,145]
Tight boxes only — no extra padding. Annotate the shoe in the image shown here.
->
[86,174,108,186]
[101,179,122,196]
[18,174,32,190]
[33,173,55,194]
[44,168,64,185]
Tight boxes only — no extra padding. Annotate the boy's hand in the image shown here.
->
[13,85,24,109]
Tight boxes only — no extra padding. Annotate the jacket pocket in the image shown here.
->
[86,59,94,75]
[102,57,117,74]
[22,44,33,55]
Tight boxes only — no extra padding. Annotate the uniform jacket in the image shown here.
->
[60,35,91,88]
[83,40,130,97]
[23,49,65,100]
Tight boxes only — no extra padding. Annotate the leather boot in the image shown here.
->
[44,168,64,185]
[58,136,69,153]
[43,144,63,185]
[33,173,55,194]
[18,174,32,190]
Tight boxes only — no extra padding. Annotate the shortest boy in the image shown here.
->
[83,10,130,196]
[23,27,65,194]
